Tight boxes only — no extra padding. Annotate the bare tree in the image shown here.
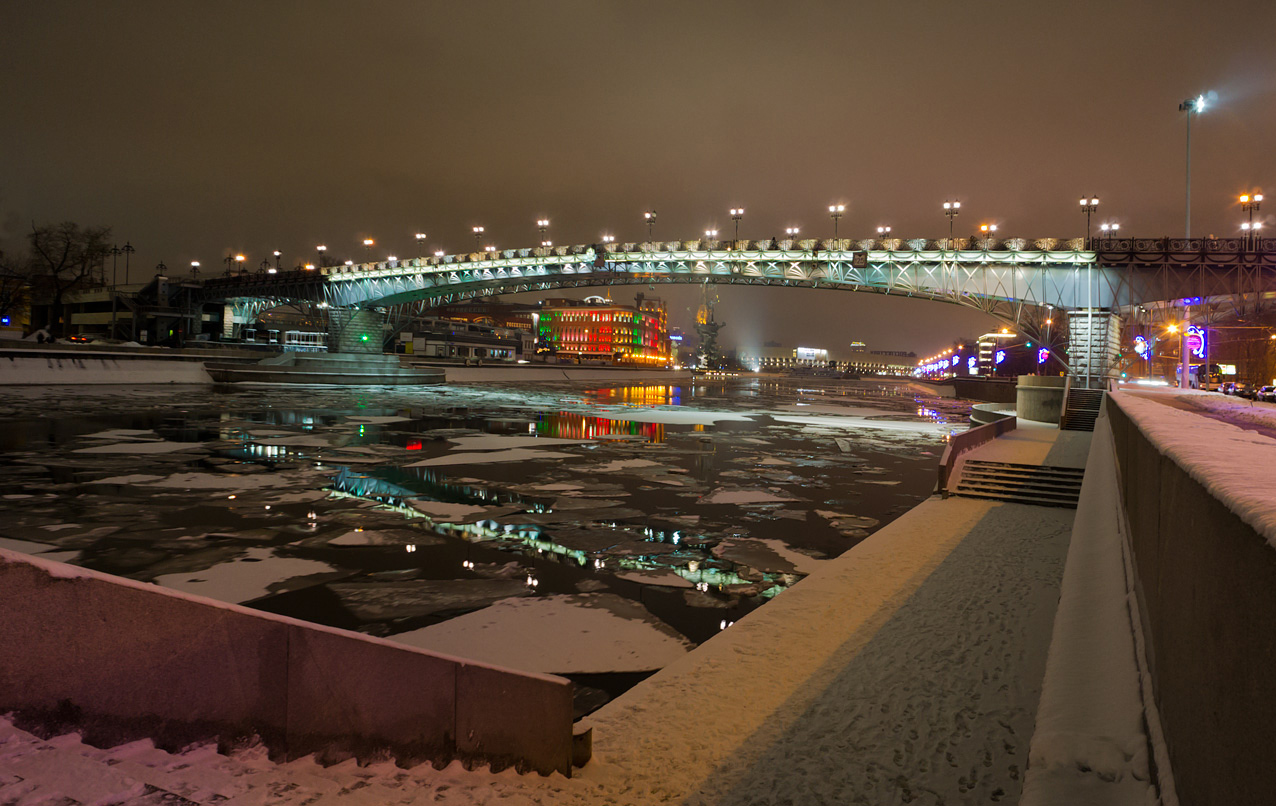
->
[0,247,30,323]
[26,221,112,336]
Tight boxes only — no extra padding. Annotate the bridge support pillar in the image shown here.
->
[221,299,269,341]
[1068,309,1120,389]
[327,308,386,354]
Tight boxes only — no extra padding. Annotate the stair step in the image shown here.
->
[963,461,1085,477]
[958,476,1082,494]
[952,489,1079,508]
[959,482,1076,499]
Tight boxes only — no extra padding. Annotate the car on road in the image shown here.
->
[1234,382,1257,400]
[1221,381,1236,395]
[1259,386,1276,403]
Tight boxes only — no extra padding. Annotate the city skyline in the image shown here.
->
[3,0,1274,354]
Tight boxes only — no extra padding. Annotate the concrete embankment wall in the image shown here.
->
[436,365,692,383]
[0,549,577,776]
[1106,395,1276,805]
[1,353,214,385]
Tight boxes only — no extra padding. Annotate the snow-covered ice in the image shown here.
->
[153,548,337,603]
[388,593,693,674]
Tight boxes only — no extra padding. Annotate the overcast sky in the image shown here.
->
[3,0,1274,354]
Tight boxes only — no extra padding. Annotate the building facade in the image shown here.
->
[536,294,671,365]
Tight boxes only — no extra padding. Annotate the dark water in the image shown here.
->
[0,377,970,715]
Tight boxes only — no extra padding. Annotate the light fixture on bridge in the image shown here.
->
[414,232,427,242]
[190,260,200,279]
[344,259,354,266]
[316,244,327,268]
[705,229,718,241]
[1079,196,1099,247]
[785,226,800,240]
[303,263,314,270]
[1100,222,1120,238]
[943,201,961,244]
[979,223,997,248]
[387,255,397,262]
[828,204,845,239]
[729,208,744,241]
[434,250,445,257]
[541,240,552,247]
[536,219,550,244]
[484,245,496,253]
[876,225,891,237]
[472,226,485,250]
[644,210,657,240]
[1241,193,1264,248]
[601,234,615,244]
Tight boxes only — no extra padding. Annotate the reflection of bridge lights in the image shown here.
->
[525,574,539,588]
[406,544,416,553]
[462,559,474,570]
[719,619,735,630]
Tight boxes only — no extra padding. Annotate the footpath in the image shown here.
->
[3,424,1102,805]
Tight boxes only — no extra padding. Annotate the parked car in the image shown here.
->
[1260,386,1276,403]
[1221,381,1236,395]
[1234,382,1256,399]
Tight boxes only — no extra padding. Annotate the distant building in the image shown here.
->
[537,293,671,365]
[428,300,536,333]
[403,317,527,362]
[739,342,916,375]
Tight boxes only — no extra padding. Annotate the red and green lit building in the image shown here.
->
[536,294,671,366]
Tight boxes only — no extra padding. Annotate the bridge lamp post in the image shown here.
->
[729,208,744,243]
[362,239,374,264]
[1242,222,1263,250]
[644,210,656,241]
[1179,94,1207,238]
[1100,222,1120,240]
[414,233,428,255]
[536,219,550,248]
[601,234,615,245]
[235,254,246,275]
[942,201,960,244]
[980,223,997,249]
[272,250,282,271]
[828,204,845,240]
[785,226,800,245]
[121,242,135,285]
[876,225,891,242]
[1079,197,1099,247]
[190,261,200,279]
[1240,194,1263,248]
[472,226,484,251]
[316,244,327,268]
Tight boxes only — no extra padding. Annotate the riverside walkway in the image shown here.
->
[2,426,1096,805]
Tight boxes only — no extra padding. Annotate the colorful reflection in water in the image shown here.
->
[581,384,683,406]
[536,412,666,443]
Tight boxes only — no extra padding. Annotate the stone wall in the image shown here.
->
[0,550,577,776]
[1107,397,1276,804]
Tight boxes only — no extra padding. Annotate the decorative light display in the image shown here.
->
[1187,325,1206,359]
[951,355,960,368]
[1037,347,1049,364]
[995,350,1007,365]
[967,356,977,373]
[1133,335,1149,358]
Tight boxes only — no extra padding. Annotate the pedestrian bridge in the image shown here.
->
[198,236,1275,384]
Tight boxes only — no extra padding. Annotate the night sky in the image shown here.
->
[3,0,1274,355]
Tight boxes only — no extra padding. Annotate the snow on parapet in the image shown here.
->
[1113,392,1276,550]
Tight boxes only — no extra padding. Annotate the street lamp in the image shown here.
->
[1179,93,1208,238]
[190,261,200,279]
[1241,193,1264,248]
[415,233,427,254]
[1079,197,1099,247]
[729,208,744,242]
[980,223,997,249]
[644,210,657,240]
[601,234,615,245]
[1100,223,1121,240]
[536,219,549,246]
[235,253,246,275]
[121,241,135,284]
[1242,221,1264,249]
[785,226,800,242]
[273,249,282,270]
[362,238,374,262]
[705,228,718,243]
[316,244,327,268]
[484,245,496,255]
[828,204,845,239]
[876,225,891,239]
[472,226,484,250]
[942,201,960,244]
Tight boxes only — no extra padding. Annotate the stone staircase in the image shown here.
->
[0,716,442,805]
[953,459,1086,508]
[1060,388,1105,432]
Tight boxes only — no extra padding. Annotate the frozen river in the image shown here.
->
[0,377,969,714]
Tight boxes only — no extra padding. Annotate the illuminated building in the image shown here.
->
[977,330,1018,373]
[537,293,671,366]
[739,342,916,375]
